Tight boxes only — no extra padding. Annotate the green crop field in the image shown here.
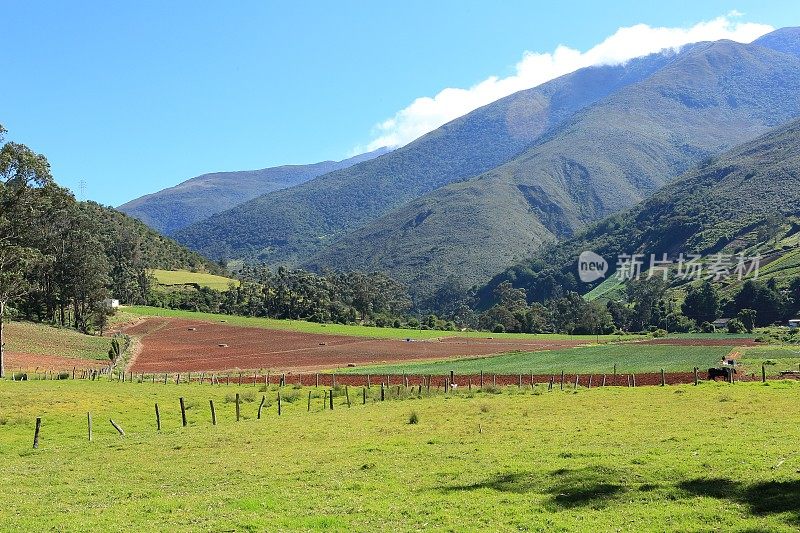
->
[1,380,799,531]
[338,343,740,375]
[4,321,110,361]
[120,305,637,342]
[739,345,800,376]
[151,269,240,290]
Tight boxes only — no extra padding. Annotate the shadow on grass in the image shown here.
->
[442,466,626,509]
[680,478,800,524]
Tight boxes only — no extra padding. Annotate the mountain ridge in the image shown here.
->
[172,49,682,263]
[305,32,800,297]
[118,147,389,235]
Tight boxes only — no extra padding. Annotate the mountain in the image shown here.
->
[83,201,224,275]
[118,148,389,235]
[173,50,679,262]
[307,31,800,297]
[479,116,800,305]
[753,27,800,58]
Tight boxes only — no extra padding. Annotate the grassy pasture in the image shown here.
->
[337,343,738,375]
[1,380,799,531]
[151,269,239,290]
[4,321,109,361]
[739,345,800,376]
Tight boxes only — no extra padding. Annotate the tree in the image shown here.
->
[737,308,757,333]
[682,281,721,325]
[0,124,52,378]
[727,318,746,334]
[626,278,667,331]
[493,281,527,312]
[731,280,786,326]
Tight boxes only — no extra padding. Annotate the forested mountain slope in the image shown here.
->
[309,33,800,297]
[480,116,800,305]
[118,148,388,235]
[173,51,679,262]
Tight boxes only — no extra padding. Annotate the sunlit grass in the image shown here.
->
[1,379,799,531]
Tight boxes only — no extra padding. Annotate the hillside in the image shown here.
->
[173,50,679,263]
[118,148,388,235]
[480,116,800,304]
[80,201,223,275]
[308,33,800,297]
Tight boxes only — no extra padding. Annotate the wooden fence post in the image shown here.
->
[660,369,665,386]
[235,393,241,421]
[366,374,370,389]
[574,374,579,391]
[155,403,161,431]
[110,419,125,436]
[33,417,42,449]
[479,370,483,388]
[210,399,217,425]
[362,387,367,405]
[762,364,766,383]
[329,389,334,410]
[308,390,312,412]
[380,383,385,401]
[238,373,242,386]
[694,367,699,386]
[258,395,266,419]
[87,412,92,441]
[560,370,564,390]
[602,374,606,387]
[278,391,282,415]
[180,397,187,427]
[632,374,636,387]
[588,375,593,389]
[345,386,351,407]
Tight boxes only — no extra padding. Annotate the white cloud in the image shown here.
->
[361,13,773,152]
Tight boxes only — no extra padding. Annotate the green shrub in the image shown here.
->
[727,318,746,334]
[408,411,419,425]
[652,329,668,338]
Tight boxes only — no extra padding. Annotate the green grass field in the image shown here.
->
[121,305,637,342]
[739,345,800,376]
[5,321,110,361]
[151,269,239,290]
[339,343,738,375]
[1,380,799,531]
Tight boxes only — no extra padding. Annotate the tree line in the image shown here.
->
[147,265,415,326]
[474,276,800,335]
[0,125,219,377]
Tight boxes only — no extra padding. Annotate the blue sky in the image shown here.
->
[2,1,798,206]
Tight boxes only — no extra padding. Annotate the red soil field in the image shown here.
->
[125,318,589,373]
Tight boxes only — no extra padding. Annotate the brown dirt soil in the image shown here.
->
[124,318,589,373]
